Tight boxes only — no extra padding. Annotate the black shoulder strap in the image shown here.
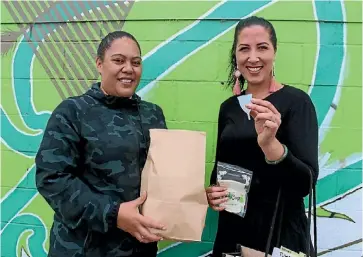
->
[264,188,282,257]
[306,168,318,257]
[264,167,317,257]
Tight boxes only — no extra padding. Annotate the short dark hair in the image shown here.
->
[97,31,141,61]
[227,16,277,90]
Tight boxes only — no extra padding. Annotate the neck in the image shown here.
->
[100,83,134,99]
[246,82,270,99]
[245,77,279,99]
[100,83,109,96]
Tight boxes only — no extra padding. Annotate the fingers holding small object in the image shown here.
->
[255,113,281,125]
[208,191,228,208]
[206,186,227,193]
[246,103,270,114]
[206,186,228,211]
[250,98,280,115]
[208,190,228,199]
[250,110,258,119]
[212,205,226,211]
[210,197,228,206]
[263,120,279,129]
[255,113,274,122]
[246,100,281,123]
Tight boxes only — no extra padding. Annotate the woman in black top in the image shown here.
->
[205,16,319,256]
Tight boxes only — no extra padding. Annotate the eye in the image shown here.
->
[258,45,268,50]
[132,60,141,66]
[239,47,249,52]
[113,59,124,64]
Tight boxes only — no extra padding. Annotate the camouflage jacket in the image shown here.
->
[35,82,167,257]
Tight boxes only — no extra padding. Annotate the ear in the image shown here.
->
[96,57,103,74]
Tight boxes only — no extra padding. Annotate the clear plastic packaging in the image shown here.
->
[216,162,253,217]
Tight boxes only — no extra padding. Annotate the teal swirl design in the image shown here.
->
[0,1,360,256]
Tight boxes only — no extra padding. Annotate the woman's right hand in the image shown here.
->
[205,185,228,211]
[117,191,166,243]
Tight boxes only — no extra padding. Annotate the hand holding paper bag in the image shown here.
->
[117,191,166,243]
[140,129,209,241]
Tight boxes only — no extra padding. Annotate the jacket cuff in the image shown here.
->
[107,201,121,230]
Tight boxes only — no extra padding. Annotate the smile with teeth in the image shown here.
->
[119,79,133,84]
[247,66,263,72]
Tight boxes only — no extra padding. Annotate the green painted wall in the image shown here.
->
[1,1,362,256]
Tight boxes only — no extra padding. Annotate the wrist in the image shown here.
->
[260,138,285,162]
[112,202,122,229]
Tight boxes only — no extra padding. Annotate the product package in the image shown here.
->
[216,162,253,217]
[237,93,252,120]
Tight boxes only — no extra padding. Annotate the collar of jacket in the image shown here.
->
[87,82,141,109]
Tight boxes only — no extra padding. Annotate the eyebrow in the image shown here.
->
[238,42,269,47]
[110,54,141,59]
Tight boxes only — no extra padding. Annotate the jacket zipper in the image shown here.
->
[125,110,141,177]
[136,103,147,176]
[82,230,92,256]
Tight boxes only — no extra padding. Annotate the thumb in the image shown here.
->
[250,110,258,120]
[135,191,147,206]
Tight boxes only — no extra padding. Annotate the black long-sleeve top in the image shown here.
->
[210,85,319,256]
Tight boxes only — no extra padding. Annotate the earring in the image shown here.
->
[233,69,242,96]
[269,63,276,93]
[272,63,276,77]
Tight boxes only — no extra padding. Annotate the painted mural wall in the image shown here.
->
[1,1,362,257]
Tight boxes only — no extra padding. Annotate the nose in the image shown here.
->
[122,61,133,73]
[248,50,259,63]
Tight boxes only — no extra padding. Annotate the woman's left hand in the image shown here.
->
[246,98,281,147]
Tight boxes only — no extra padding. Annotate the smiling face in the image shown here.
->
[235,25,276,87]
[96,37,142,98]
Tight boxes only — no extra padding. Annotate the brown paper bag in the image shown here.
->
[241,246,272,257]
[222,246,272,257]
[140,129,209,241]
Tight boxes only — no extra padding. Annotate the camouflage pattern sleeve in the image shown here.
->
[35,99,120,233]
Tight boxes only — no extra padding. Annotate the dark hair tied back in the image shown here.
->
[227,16,277,91]
[97,31,141,61]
